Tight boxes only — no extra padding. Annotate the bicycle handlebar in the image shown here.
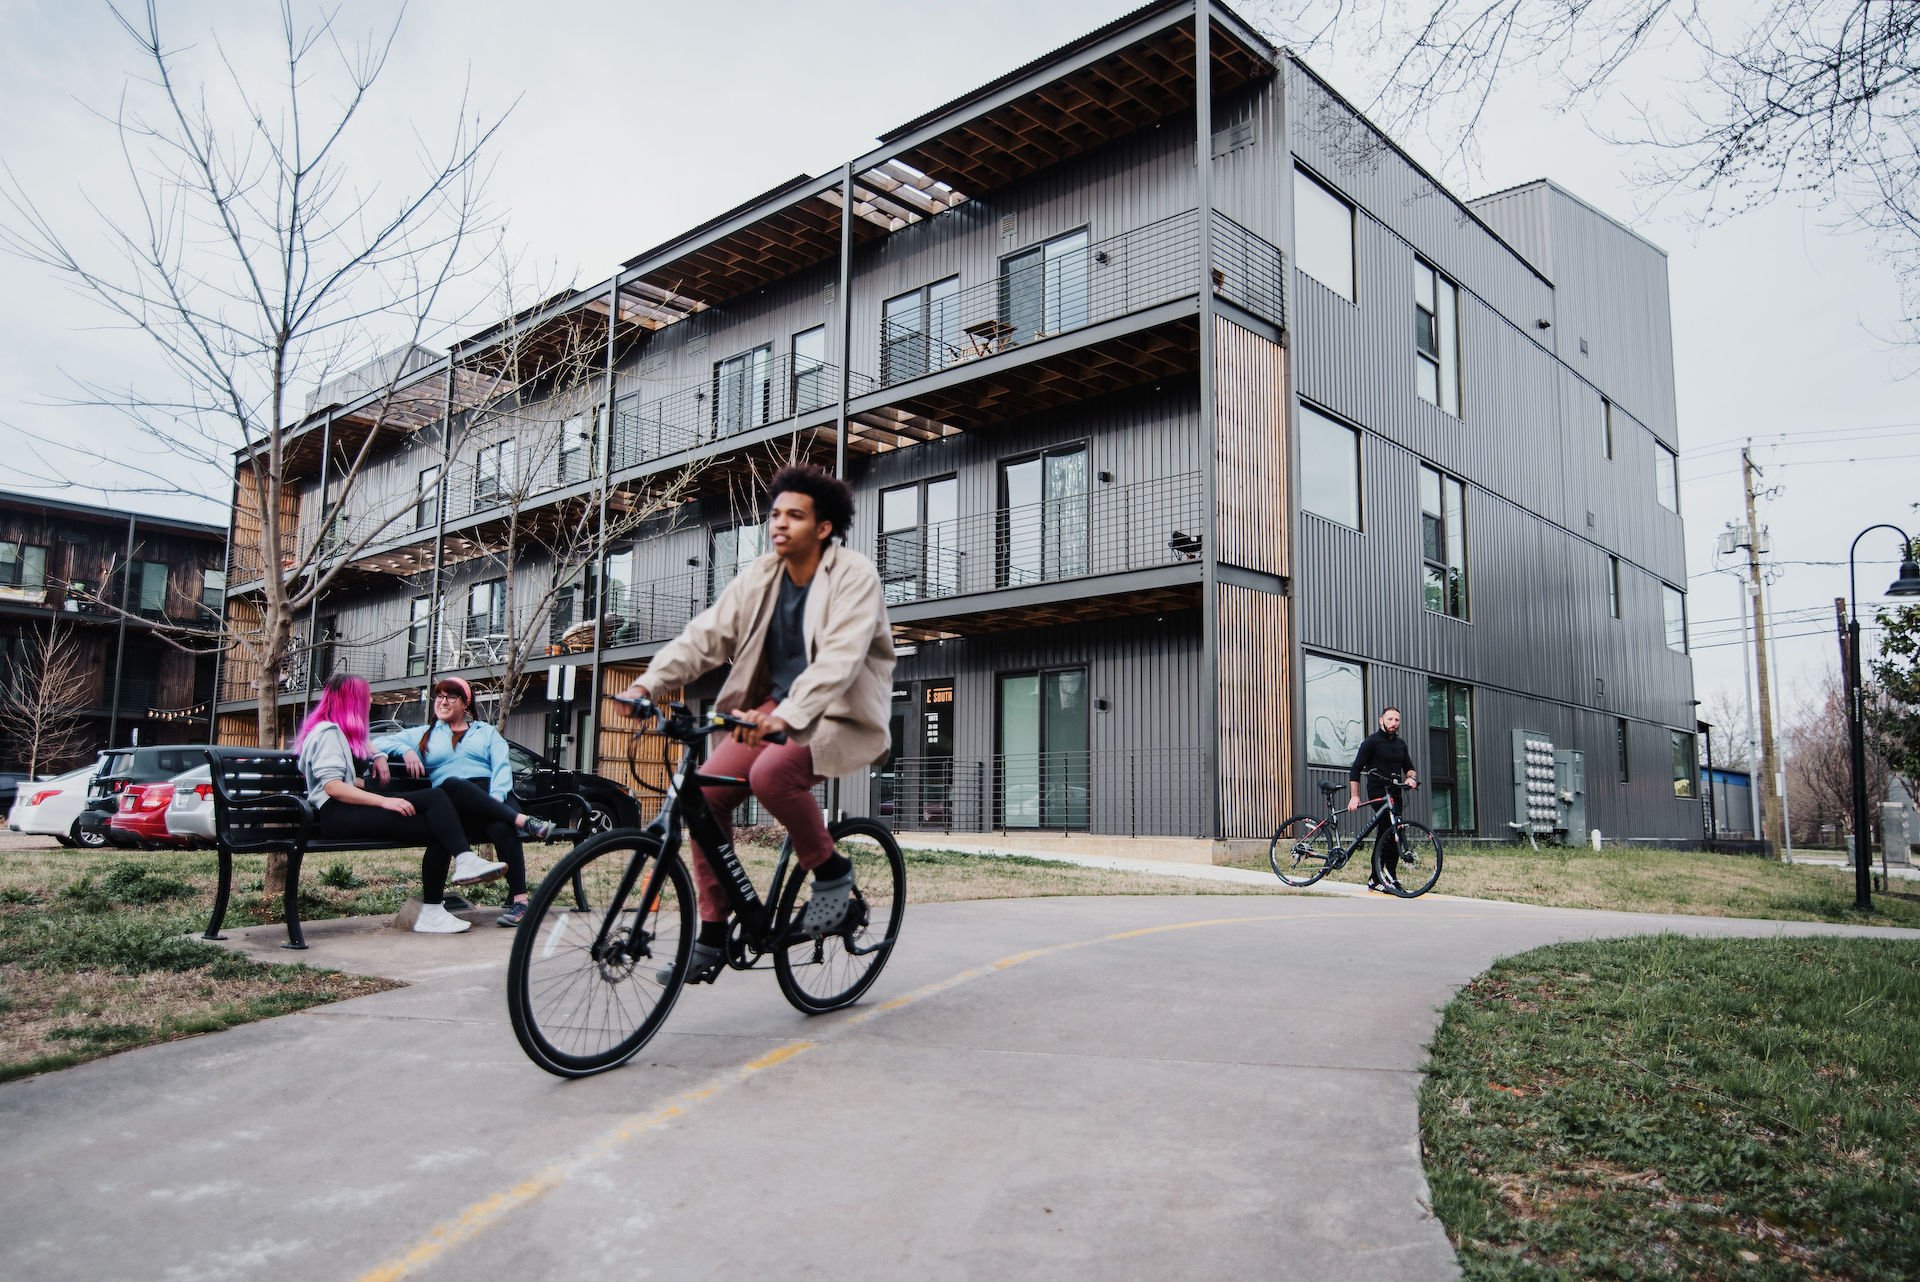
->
[613,694,789,745]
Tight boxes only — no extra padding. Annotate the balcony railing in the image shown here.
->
[1210,212,1286,327]
[876,211,1200,389]
[876,748,1208,837]
[603,572,706,649]
[611,355,872,473]
[453,439,603,520]
[279,641,390,691]
[874,472,1203,608]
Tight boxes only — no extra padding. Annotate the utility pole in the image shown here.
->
[1741,445,1786,858]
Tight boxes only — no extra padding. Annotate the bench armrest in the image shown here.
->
[217,792,317,852]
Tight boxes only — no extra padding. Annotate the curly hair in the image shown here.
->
[767,464,855,542]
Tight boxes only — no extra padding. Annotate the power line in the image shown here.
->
[1682,420,1920,458]
[1684,451,1920,484]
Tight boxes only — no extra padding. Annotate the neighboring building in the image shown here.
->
[214,0,1695,850]
[0,491,226,773]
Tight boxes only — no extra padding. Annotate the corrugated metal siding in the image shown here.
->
[1217,584,1291,837]
[1213,318,1288,575]
[1465,184,1554,277]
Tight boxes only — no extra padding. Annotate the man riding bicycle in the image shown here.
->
[619,464,895,982]
[1348,706,1419,893]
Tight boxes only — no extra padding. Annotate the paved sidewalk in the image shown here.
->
[3,892,1916,1282]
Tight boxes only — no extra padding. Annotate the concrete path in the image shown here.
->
[4,891,1916,1282]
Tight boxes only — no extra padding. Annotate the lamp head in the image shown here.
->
[1889,558,1920,597]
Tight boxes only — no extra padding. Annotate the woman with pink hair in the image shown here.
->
[294,674,504,934]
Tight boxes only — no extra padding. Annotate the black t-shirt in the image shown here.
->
[766,571,812,701]
[1349,729,1414,793]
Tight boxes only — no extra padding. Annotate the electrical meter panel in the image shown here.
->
[1512,730,1560,834]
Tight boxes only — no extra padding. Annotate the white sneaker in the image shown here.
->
[449,850,507,886]
[413,902,472,934]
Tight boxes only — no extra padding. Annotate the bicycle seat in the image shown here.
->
[1317,782,1345,797]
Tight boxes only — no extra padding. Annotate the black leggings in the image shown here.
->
[1369,786,1405,881]
[439,776,527,898]
[315,784,469,904]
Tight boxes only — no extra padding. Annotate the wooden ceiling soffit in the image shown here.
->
[887,22,1268,196]
[896,583,1201,640]
[846,406,965,455]
[628,198,882,313]
[882,321,1198,432]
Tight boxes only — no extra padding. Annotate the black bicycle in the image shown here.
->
[505,696,906,1078]
[1268,769,1443,897]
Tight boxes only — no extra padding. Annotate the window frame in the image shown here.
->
[995,665,1091,831]
[881,276,960,384]
[1662,583,1688,653]
[1607,555,1621,619]
[1413,258,1462,416]
[996,440,1090,589]
[1418,464,1469,619]
[708,519,767,602]
[1616,717,1631,784]
[406,595,431,677]
[1671,730,1696,798]
[466,577,507,640]
[1298,403,1362,530]
[1292,166,1356,303]
[1425,678,1476,833]
[712,342,774,436]
[878,474,959,605]
[0,541,49,591]
[1602,397,1616,460]
[1655,441,1680,513]
[557,410,598,485]
[416,465,441,530]
[792,325,828,413]
[474,440,517,508]
[999,226,1092,344]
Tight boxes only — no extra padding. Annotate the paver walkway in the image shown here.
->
[4,889,1915,1282]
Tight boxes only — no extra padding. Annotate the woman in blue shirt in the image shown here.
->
[370,677,556,927]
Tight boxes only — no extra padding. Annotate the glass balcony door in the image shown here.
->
[997,445,1088,589]
[998,667,1089,830]
[713,344,773,437]
[999,229,1090,347]
[879,476,958,604]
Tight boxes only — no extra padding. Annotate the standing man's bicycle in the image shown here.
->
[1268,769,1443,897]
[505,696,906,1077]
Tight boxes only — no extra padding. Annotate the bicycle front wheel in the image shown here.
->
[506,830,694,1077]
[1270,815,1337,887]
[1388,821,1443,897]
[773,818,906,1014]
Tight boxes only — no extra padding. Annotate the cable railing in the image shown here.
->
[1210,211,1286,328]
[873,472,1203,607]
[610,356,872,473]
[601,572,706,648]
[875,747,1209,836]
[875,210,1201,389]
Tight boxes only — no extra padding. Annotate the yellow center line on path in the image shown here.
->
[352,904,1418,1281]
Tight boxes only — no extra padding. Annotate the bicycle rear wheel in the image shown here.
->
[1270,815,1338,887]
[506,830,693,1077]
[773,818,906,1014]
[1387,821,1443,898]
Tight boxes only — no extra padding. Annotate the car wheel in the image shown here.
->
[55,835,77,848]
[587,802,621,835]
[72,819,108,849]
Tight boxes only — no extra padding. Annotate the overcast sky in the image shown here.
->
[2,0,1913,752]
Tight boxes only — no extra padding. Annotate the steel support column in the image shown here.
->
[1194,0,1222,842]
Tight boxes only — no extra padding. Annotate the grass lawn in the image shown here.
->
[1221,839,1920,929]
[0,837,1279,1081]
[1422,934,1920,1281]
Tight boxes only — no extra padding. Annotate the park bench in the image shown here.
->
[199,746,587,950]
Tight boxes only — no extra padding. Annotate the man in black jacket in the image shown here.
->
[1348,707,1420,892]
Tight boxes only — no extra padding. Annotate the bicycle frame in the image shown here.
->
[1315,777,1405,864]
[589,708,801,966]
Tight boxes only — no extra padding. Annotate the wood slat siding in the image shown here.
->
[1217,584,1291,838]
[1212,317,1288,575]
[593,661,672,820]
[216,712,260,748]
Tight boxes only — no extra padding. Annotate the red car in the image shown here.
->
[107,781,197,848]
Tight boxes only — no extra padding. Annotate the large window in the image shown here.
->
[881,277,959,384]
[0,542,48,591]
[128,560,168,618]
[998,444,1088,588]
[1420,465,1468,618]
[1304,653,1366,767]
[415,466,440,529]
[709,521,766,601]
[1671,730,1696,798]
[1000,228,1090,345]
[1293,168,1355,302]
[792,326,828,413]
[1414,259,1461,416]
[199,569,225,618]
[713,343,773,435]
[879,476,958,605]
[474,440,517,508]
[998,667,1089,830]
[1663,583,1687,653]
[1299,405,1361,529]
[1655,442,1679,512]
[466,578,507,642]
[406,596,431,677]
[1426,679,1475,832]
[557,412,597,484]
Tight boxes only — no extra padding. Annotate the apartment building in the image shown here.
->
[216,0,1696,851]
[0,491,226,772]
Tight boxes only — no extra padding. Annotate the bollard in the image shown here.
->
[1590,829,1602,851]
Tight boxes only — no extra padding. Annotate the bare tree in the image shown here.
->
[0,1,507,744]
[0,623,94,779]
[1252,1,1920,340]
[1782,667,1887,845]
[1698,686,1754,770]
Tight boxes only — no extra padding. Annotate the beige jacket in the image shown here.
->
[642,543,896,778]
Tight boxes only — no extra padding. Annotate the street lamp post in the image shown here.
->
[1844,524,1920,911]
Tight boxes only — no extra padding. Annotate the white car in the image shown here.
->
[163,765,217,846]
[6,761,105,846]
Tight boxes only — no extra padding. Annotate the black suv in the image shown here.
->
[368,723,638,835]
[78,745,211,848]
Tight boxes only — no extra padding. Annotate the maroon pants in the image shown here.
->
[691,703,835,924]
